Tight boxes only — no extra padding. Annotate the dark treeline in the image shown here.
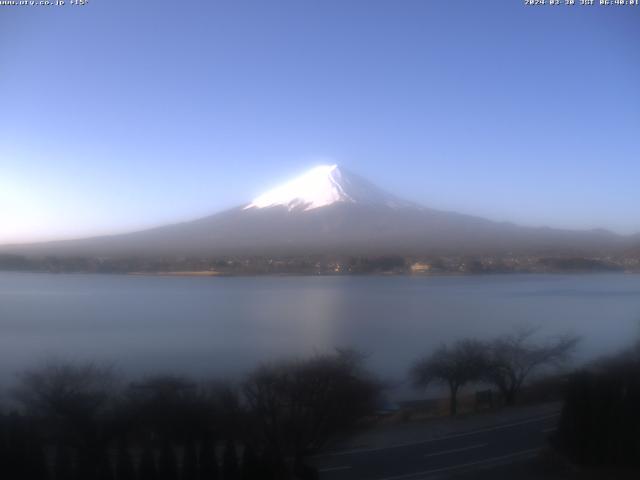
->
[3,328,639,476]
[0,350,380,480]
[2,253,638,276]
[0,254,407,275]
[555,340,640,469]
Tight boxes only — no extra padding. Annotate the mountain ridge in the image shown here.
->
[1,165,638,259]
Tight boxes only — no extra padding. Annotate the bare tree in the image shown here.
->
[14,361,118,447]
[242,349,380,461]
[15,361,118,418]
[411,339,488,416]
[484,326,579,405]
[13,360,119,478]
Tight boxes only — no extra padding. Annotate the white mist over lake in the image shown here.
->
[1,273,640,398]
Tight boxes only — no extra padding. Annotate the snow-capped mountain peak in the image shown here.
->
[244,164,413,211]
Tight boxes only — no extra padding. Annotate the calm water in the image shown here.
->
[1,272,640,395]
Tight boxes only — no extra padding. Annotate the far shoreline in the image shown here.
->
[1,269,639,277]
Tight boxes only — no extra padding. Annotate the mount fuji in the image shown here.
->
[1,165,633,259]
[244,164,415,212]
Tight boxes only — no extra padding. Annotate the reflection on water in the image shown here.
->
[1,272,640,394]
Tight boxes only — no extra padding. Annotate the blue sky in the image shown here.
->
[1,0,639,243]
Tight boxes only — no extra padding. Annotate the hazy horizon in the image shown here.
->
[2,1,639,244]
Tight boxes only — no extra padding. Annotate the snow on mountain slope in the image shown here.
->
[244,164,415,211]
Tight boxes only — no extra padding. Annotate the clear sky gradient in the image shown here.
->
[1,0,639,243]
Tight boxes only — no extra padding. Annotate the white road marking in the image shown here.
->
[542,427,557,433]
[375,448,540,480]
[315,413,559,458]
[423,443,487,458]
[319,465,352,473]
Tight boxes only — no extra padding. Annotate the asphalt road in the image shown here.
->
[312,412,560,480]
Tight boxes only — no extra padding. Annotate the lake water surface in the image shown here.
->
[1,272,640,397]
